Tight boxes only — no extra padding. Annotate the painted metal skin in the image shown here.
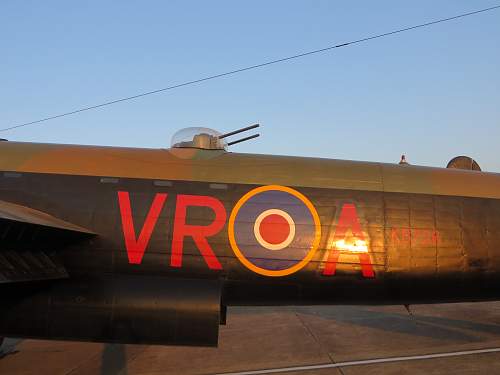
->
[1,140,500,346]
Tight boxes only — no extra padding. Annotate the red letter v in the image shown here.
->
[118,191,167,264]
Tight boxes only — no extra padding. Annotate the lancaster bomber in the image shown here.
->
[0,124,499,348]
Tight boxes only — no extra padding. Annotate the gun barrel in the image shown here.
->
[227,133,260,146]
[218,124,259,139]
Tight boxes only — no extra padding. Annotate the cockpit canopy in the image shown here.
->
[171,127,227,151]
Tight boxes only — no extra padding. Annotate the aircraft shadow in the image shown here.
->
[295,306,500,342]
[0,338,22,360]
[101,344,127,375]
[230,306,500,343]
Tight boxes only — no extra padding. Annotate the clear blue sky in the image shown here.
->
[2,1,499,171]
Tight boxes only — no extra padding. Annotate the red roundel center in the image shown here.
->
[259,214,290,245]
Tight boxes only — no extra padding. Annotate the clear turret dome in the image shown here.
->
[171,127,227,150]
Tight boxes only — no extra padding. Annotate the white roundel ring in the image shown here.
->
[253,209,296,251]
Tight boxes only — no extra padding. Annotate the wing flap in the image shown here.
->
[0,250,68,283]
[0,200,95,284]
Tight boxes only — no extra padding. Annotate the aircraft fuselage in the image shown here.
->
[1,141,500,345]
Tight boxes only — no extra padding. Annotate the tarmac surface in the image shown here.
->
[2,302,500,374]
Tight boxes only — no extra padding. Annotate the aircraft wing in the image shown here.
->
[0,200,95,284]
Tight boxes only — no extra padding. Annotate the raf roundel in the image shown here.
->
[254,209,296,250]
[228,185,321,277]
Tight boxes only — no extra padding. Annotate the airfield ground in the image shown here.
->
[2,302,500,374]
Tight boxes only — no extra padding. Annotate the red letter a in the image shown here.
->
[171,195,226,270]
[323,203,375,278]
[118,191,167,264]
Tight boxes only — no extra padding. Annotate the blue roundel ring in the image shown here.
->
[228,185,321,277]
